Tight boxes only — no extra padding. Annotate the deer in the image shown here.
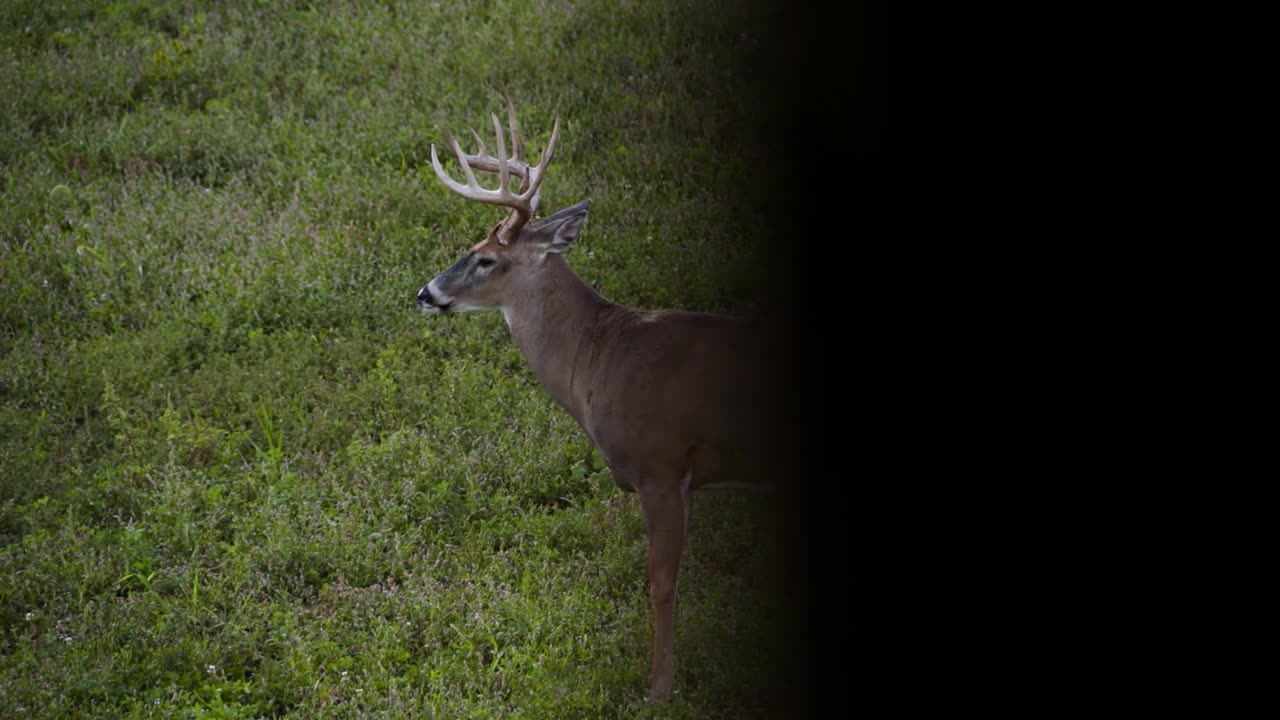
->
[416,101,790,700]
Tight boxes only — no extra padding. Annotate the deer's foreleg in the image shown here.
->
[637,472,692,700]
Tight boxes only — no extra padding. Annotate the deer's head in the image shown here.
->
[417,102,589,314]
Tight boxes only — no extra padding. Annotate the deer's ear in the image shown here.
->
[530,199,591,255]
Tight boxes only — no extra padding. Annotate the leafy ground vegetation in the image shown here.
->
[1,1,802,717]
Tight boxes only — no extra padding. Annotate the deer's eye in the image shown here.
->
[476,257,497,269]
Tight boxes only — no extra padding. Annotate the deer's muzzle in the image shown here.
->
[417,284,451,313]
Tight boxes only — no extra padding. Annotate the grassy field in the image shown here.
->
[0,1,829,717]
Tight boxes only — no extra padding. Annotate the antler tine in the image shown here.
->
[523,114,560,214]
[505,96,525,164]
[445,127,480,192]
[491,112,510,195]
[544,114,560,168]
[468,128,487,158]
[430,133,470,198]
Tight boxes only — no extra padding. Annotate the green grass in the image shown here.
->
[0,1,794,717]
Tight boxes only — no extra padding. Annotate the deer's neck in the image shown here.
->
[502,255,610,420]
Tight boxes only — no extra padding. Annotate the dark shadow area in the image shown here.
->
[705,1,891,716]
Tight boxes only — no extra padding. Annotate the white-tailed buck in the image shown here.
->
[417,101,788,699]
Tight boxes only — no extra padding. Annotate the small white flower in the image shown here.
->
[25,612,34,621]
[340,671,349,678]
[206,664,216,674]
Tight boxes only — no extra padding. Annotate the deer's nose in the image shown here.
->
[417,285,436,305]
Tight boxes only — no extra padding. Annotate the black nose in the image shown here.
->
[417,286,434,305]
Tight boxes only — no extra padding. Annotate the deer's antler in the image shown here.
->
[431,99,560,244]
